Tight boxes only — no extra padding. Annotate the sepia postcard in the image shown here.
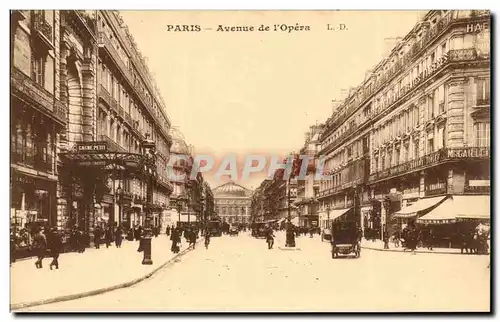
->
[9,9,491,313]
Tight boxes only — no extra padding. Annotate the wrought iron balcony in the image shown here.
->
[448,48,478,61]
[97,32,134,86]
[476,97,490,106]
[33,12,53,47]
[11,66,67,125]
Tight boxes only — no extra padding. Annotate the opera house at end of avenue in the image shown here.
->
[213,181,252,225]
[315,10,490,246]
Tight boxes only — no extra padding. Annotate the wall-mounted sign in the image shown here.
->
[77,160,106,167]
[76,143,107,152]
[466,22,488,33]
[447,148,489,159]
[469,179,490,187]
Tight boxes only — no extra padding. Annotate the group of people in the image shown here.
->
[169,226,212,253]
[376,223,491,255]
[30,226,62,270]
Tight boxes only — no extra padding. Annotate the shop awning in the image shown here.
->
[418,195,490,224]
[291,217,299,225]
[329,208,351,222]
[394,196,446,218]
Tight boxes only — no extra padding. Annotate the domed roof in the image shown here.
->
[213,181,251,197]
[169,127,191,155]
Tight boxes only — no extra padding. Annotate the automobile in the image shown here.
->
[251,222,267,238]
[229,226,239,236]
[207,220,223,237]
[330,221,361,259]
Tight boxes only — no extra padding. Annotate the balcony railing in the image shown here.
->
[476,97,490,106]
[369,147,490,182]
[33,12,53,46]
[98,32,134,86]
[11,67,67,125]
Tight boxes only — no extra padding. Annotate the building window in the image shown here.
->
[427,95,434,120]
[427,136,434,154]
[33,55,45,86]
[437,126,445,149]
[437,85,445,114]
[474,122,490,147]
[476,78,490,105]
[441,42,447,56]
[414,140,419,159]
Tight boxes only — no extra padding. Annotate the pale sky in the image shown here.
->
[120,10,425,189]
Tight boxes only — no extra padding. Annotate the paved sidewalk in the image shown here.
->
[11,235,193,310]
[361,239,477,255]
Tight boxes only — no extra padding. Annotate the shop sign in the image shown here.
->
[447,147,490,159]
[464,185,490,193]
[77,160,106,167]
[76,143,107,152]
[466,22,488,33]
[469,179,490,187]
[425,182,447,196]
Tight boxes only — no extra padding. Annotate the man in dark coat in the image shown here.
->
[115,226,123,248]
[47,228,62,270]
[105,226,113,248]
[94,225,102,249]
[33,228,47,269]
[189,229,197,249]
[170,228,181,253]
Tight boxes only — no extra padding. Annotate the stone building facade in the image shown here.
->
[316,10,490,241]
[11,10,176,240]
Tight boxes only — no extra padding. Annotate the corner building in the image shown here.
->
[58,10,173,234]
[317,10,490,244]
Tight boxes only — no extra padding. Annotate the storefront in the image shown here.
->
[10,171,57,230]
[416,195,490,248]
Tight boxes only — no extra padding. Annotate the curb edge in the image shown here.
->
[361,246,467,255]
[11,245,195,311]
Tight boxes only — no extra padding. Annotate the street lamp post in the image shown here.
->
[285,176,296,247]
[200,195,205,234]
[326,205,331,230]
[116,184,123,227]
[141,134,156,265]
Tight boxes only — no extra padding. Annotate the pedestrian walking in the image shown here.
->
[76,229,85,253]
[32,227,47,269]
[166,225,171,236]
[115,226,123,248]
[189,229,197,249]
[94,225,102,249]
[204,230,211,249]
[47,228,62,270]
[170,228,181,253]
[105,225,113,248]
[134,225,141,241]
[383,230,390,249]
[266,227,275,249]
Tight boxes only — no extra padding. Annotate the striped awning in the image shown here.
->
[418,195,490,224]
